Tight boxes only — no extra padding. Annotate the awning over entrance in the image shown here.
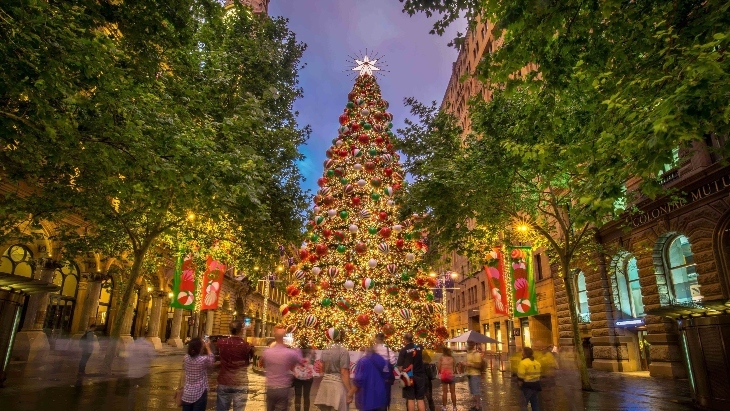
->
[645,299,730,319]
[0,273,60,295]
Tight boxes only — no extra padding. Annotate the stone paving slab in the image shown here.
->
[0,348,695,411]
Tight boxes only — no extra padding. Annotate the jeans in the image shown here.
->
[266,386,291,411]
[293,379,313,411]
[216,384,248,411]
[521,387,540,411]
[183,389,207,411]
[78,353,91,374]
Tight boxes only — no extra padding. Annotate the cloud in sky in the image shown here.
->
[268,0,464,197]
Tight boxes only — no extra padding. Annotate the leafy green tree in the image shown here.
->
[397,87,610,390]
[400,0,730,212]
[0,0,307,366]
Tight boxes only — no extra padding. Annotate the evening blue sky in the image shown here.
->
[268,0,463,197]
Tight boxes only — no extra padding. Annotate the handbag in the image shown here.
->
[174,362,186,406]
[425,363,438,380]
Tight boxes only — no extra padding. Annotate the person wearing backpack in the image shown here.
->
[437,347,457,411]
[373,333,396,410]
[292,343,314,411]
[465,341,484,411]
[78,324,96,375]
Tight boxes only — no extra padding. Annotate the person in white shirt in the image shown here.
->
[373,333,397,410]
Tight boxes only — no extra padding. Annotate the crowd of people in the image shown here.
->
[175,321,558,411]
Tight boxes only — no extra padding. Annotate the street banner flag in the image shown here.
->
[200,256,226,310]
[508,246,538,317]
[171,252,197,310]
[484,248,508,315]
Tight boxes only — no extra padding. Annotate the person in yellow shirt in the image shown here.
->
[465,342,484,411]
[517,347,541,411]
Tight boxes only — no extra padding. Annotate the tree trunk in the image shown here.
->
[101,243,151,372]
[562,264,592,391]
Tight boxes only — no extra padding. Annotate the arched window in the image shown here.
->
[45,261,80,333]
[666,235,702,303]
[576,271,590,322]
[0,244,34,277]
[615,255,645,318]
[96,278,114,331]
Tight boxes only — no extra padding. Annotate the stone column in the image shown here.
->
[82,279,103,329]
[12,259,56,362]
[146,291,166,349]
[168,308,184,348]
[205,310,215,336]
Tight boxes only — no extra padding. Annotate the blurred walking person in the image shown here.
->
[77,323,96,376]
[293,341,315,411]
[397,332,427,411]
[437,347,456,411]
[314,329,354,411]
[127,332,156,409]
[517,347,542,411]
[261,325,302,411]
[352,346,389,411]
[181,337,214,411]
[466,341,484,411]
[373,333,397,410]
[216,320,253,411]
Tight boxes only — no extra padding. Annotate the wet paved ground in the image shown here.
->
[1,346,695,410]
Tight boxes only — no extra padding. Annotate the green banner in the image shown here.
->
[508,246,538,317]
[170,251,196,310]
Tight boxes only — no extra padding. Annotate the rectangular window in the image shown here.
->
[481,281,486,300]
[535,253,543,281]
[494,322,502,351]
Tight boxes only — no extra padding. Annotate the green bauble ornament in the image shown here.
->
[321,298,332,307]
[310,234,320,242]
[339,178,349,185]
[368,227,378,235]
[347,101,355,108]
[368,148,378,157]
[337,244,346,253]
[388,122,394,129]
[400,272,410,281]
[326,169,335,177]
[371,192,381,201]
[363,122,372,130]
[426,293,435,301]
[405,233,413,240]
[339,210,349,220]
[387,131,394,137]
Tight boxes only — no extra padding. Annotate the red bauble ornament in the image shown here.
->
[355,242,368,254]
[378,211,388,221]
[317,177,328,187]
[322,228,332,238]
[289,265,298,274]
[416,277,427,286]
[352,196,361,206]
[387,143,394,151]
[382,323,395,336]
[435,326,448,338]
[299,249,310,260]
[358,134,370,144]
[396,239,405,249]
[345,262,356,273]
[313,195,323,205]
[339,149,348,157]
[323,195,335,205]
[348,92,356,101]
[288,286,301,298]
[320,281,330,290]
[333,231,346,242]
[339,114,349,125]
[408,289,420,300]
[308,254,319,263]
[393,183,402,191]
[379,227,392,238]
[375,136,385,145]
[325,149,334,158]
[383,167,393,177]
[302,301,312,310]
[315,244,328,256]
[364,162,376,172]
[303,282,316,294]
[351,123,361,132]
[357,314,370,326]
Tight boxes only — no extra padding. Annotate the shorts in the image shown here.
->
[402,375,426,400]
[468,375,481,396]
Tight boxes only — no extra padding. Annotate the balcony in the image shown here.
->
[659,168,680,186]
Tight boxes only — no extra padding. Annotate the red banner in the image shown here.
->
[201,256,226,310]
[484,247,508,315]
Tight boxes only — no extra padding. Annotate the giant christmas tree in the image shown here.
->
[282,58,448,350]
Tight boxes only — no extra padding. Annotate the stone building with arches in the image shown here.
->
[556,139,730,410]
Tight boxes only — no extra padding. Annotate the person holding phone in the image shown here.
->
[180,337,214,411]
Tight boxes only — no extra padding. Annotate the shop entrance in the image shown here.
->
[637,330,651,371]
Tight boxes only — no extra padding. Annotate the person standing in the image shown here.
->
[465,341,484,411]
[261,325,302,411]
[437,347,457,411]
[181,337,214,411]
[421,349,437,411]
[373,333,397,410]
[293,342,314,411]
[517,347,542,411]
[216,320,253,411]
[314,330,353,411]
[77,323,96,375]
[396,333,427,411]
[352,346,389,411]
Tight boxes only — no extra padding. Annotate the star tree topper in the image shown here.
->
[352,55,381,76]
